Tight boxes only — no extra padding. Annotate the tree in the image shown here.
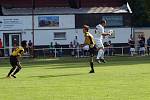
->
[127,0,150,27]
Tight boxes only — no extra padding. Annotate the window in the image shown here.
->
[54,32,66,40]
[102,15,123,27]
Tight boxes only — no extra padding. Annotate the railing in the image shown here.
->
[0,46,133,58]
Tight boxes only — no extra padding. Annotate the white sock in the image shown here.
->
[101,50,104,59]
[97,49,103,59]
[131,52,133,56]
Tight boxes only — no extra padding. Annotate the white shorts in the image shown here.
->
[83,45,89,51]
[95,39,104,49]
[139,47,145,51]
[130,48,135,52]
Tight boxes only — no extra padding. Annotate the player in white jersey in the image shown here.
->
[95,20,112,63]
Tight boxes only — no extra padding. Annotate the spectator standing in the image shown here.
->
[28,40,33,55]
[54,42,62,57]
[69,42,75,56]
[128,38,135,56]
[74,36,78,47]
[0,38,2,56]
[73,36,79,57]
[49,42,54,57]
[147,37,150,55]
[104,40,113,56]
[141,34,145,43]
[12,38,18,52]
[139,37,145,56]
[108,40,113,56]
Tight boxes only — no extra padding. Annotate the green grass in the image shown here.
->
[0,56,150,100]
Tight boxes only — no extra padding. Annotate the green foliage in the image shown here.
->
[127,0,150,26]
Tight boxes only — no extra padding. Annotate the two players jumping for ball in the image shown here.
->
[82,20,112,73]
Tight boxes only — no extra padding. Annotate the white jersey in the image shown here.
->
[95,24,104,41]
[95,24,105,48]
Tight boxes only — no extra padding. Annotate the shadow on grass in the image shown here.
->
[30,73,87,78]
[1,56,150,69]
[0,77,7,79]
[26,56,150,69]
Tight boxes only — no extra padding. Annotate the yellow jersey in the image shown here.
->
[84,32,95,48]
[11,46,24,57]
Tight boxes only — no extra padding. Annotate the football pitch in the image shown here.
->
[0,56,150,100]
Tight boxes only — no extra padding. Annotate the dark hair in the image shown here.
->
[83,25,89,31]
[100,19,106,24]
[21,40,27,47]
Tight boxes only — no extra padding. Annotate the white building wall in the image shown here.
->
[133,27,150,46]
[76,28,131,44]
[34,29,77,45]
[0,16,32,30]
[134,27,150,41]
[0,15,131,46]
[0,28,132,46]
[32,27,131,46]
[22,30,33,42]
[0,15,75,30]
[105,28,131,43]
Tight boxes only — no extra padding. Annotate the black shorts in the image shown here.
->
[89,45,96,57]
[10,56,19,67]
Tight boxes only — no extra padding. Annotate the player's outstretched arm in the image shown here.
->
[102,30,113,36]
[101,32,111,36]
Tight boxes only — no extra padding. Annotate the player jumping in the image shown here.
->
[95,20,112,63]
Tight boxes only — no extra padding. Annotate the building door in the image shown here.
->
[3,33,21,56]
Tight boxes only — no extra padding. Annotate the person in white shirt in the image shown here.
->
[95,20,112,63]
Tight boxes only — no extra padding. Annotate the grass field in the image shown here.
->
[0,56,150,100]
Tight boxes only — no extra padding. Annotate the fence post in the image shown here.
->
[122,47,124,56]
[43,48,45,58]
[77,48,80,58]
[54,48,57,58]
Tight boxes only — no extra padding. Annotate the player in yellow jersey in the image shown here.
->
[82,25,96,73]
[7,40,27,78]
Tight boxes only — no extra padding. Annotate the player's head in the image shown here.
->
[83,25,89,33]
[100,19,107,26]
[21,40,27,48]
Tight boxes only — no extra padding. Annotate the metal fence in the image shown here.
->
[0,46,133,58]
